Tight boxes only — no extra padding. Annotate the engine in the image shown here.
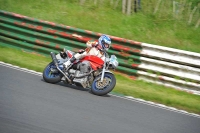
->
[69,61,93,88]
[78,61,91,74]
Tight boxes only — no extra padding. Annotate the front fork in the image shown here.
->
[100,64,106,82]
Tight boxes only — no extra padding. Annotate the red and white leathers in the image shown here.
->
[75,41,105,60]
[63,40,105,68]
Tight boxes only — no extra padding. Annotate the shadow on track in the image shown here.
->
[40,79,111,97]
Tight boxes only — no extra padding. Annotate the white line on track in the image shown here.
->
[1,61,200,119]
[0,61,42,76]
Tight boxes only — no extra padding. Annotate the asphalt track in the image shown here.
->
[0,63,200,133]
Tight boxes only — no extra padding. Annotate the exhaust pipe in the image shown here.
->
[50,52,59,65]
[50,52,71,83]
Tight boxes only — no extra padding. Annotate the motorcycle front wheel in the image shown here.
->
[91,73,116,96]
[43,62,62,84]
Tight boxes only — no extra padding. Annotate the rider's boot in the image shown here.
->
[63,56,76,69]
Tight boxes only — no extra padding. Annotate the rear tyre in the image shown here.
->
[43,62,62,84]
[91,73,116,96]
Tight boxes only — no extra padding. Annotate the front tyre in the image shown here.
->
[43,62,62,84]
[91,73,116,96]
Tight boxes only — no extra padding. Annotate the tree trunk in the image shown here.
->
[188,6,197,24]
[127,0,132,15]
[80,0,86,5]
[122,0,127,14]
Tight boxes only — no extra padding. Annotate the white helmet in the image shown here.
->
[98,35,111,51]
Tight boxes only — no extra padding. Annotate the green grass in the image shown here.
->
[0,47,51,72]
[114,74,200,113]
[0,0,200,52]
[0,46,200,114]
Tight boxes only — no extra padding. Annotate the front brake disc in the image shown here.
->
[96,77,111,90]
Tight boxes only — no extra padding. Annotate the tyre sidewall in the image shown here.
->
[91,73,116,96]
[43,62,62,84]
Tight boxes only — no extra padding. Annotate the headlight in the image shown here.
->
[109,55,118,69]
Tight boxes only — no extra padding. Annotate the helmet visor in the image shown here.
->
[104,43,110,48]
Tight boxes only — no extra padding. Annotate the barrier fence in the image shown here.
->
[0,10,199,94]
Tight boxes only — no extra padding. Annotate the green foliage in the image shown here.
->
[128,58,134,65]
[188,0,200,7]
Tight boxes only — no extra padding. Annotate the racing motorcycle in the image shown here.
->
[43,47,118,96]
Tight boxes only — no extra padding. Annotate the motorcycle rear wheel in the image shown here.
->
[91,73,116,96]
[43,62,62,84]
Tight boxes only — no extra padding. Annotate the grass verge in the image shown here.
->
[0,46,200,114]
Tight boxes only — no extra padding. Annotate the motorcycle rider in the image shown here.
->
[63,34,112,69]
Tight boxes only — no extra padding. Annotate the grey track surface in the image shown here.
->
[0,64,200,133]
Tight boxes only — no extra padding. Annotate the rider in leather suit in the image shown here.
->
[63,34,112,69]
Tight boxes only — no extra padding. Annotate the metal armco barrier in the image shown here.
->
[0,10,200,94]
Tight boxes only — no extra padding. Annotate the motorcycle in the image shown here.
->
[43,47,119,96]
